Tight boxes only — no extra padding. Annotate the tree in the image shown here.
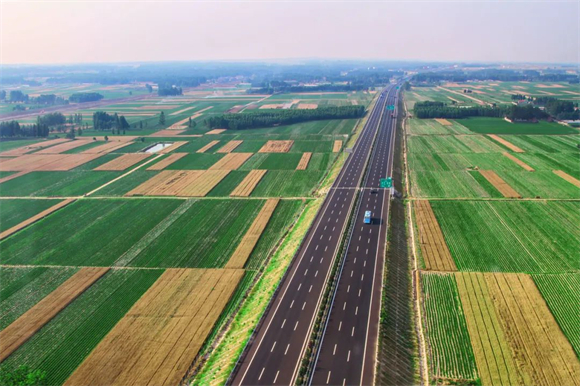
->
[0,366,46,386]
[188,117,192,127]
[68,92,104,103]
[0,90,6,100]
[159,112,166,125]
[119,116,130,130]
[104,135,109,141]
[9,90,28,103]
[77,127,83,136]
[66,128,76,139]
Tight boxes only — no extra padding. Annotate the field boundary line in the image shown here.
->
[404,92,429,385]
[0,199,75,241]
[85,153,163,196]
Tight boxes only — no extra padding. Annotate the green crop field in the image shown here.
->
[61,141,106,154]
[0,267,78,330]
[430,200,580,273]
[72,153,122,171]
[0,199,65,232]
[410,170,497,198]
[0,139,44,152]
[165,153,225,170]
[0,199,182,266]
[420,272,478,383]
[239,153,302,170]
[251,170,326,197]
[495,134,580,153]
[532,273,580,358]
[0,171,122,197]
[457,117,578,135]
[407,134,504,154]
[406,118,472,135]
[206,171,249,196]
[1,268,162,386]
[93,170,159,196]
[125,199,264,268]
[244,199,304,269]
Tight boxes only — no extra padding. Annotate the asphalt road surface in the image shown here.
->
[310,86,399,386]
[230,84,396,386]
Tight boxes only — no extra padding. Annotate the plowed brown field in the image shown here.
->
[332,140,342,153]
[81,141,133,154]
[0,153,102,172]
[434,118,452,126]
[217,140,243,153]
[149,129,186,137]
[230,170,267,197]
[413,200,456,271]
[503,152,534,171]
[258,140,294,153]
[146,153,187,171]
[553,170,580,188]
[487,135,524,153]
[206,129,227,135]
[126,170,204,196]
[455,272,529,386]
[209,153,252,170]
[0,267,108,362]
[296,152,312,170]
[225,199,279,268]
[0,199,75,240]
[197,140,220,153]
[94,153,151,171]
[0,138,70,157]
[126,169,228,196]
[479,170,521,198]
[485,273,580,386]
[34,140,92,154]
[63,268,243,386]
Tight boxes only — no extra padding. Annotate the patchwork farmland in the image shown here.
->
[406,83,580,386]
[0,84,370,385]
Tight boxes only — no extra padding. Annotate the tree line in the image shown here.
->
[92,111,130,133]
[412,69,579,84]
[247,82,372,95]
[413,101,549,121]
[158,85,183,96]
[69,92,104,103]
[0,120,50,138]
[205,105,365,130]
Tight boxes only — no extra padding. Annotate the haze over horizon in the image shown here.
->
[1,0,578,65]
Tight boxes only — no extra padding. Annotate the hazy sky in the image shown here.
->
[1,0,578,65]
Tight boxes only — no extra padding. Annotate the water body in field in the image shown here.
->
[144,142,173,153]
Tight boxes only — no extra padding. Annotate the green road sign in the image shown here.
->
[386,105,395,110]
[380,177,393,188]
[396,86,400,89]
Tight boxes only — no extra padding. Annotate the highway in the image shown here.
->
[310,86,398,386]
[230,84,395,386]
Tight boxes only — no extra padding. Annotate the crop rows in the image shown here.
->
[0,171,121,197]
[0,199,64,233]
[420,273,477,383]
[0,267,77,330]
[430,201,580,273]
[0,199,182,267]
[1,268,163,386]
[407,135,504,154]
[250,170,326,197]
[532,273,580,358]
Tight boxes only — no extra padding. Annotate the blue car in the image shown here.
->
[364,211,372,224]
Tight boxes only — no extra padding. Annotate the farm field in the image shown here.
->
[0,83,371,384]
[0,199,65,232]
[407,84,580,386]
